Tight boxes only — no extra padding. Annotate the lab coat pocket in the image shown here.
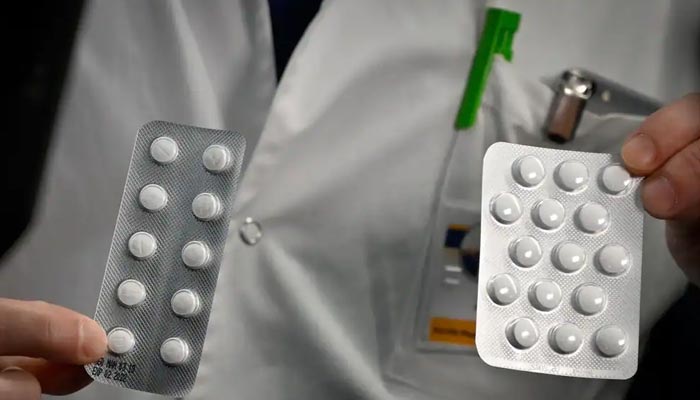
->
[409,60,555,355]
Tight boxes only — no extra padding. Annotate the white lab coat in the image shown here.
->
[1,0,698,399]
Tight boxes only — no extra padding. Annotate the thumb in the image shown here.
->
[0,367,41,400]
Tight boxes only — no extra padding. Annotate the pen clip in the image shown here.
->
[454,8,521,130]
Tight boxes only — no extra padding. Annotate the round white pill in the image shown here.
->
[507,318,539,349]
[192,193,222,221]
[555,161,589,192]
[160,337,190,366]
[573,284,607,315]
[550,323,583,354]
[116,279,146,307]
[171,289,201,318]
[595,326,627,357]
[128,232,157,259]
[181,241,211,269]
[202,144,233,173]
[529,280,562,311]
[596,244,631,276]
[150,136,179,164]
[600,164,632,194]
[575,202,609,234]
[107,328,135,355]
[490,193,522,224]
[509,236,542,268]
[512,156,545,187]
[138,184,168,212]
[486,273,519,305]
[552,242,586,273]
[532,199,565,230]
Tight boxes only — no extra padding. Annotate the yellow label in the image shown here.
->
[447,224,470,232]
[429,318,476,346]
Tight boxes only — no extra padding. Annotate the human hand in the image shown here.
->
[622,93,700,286]
[0,298,107,399]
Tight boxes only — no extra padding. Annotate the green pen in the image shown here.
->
[454,8,521,130]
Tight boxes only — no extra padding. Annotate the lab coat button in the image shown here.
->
[239,217,263,245]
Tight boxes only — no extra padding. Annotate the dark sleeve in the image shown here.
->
[626,283,700,399]
[0,1,85,259]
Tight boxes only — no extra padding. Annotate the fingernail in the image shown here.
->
[643,176,676,216]
[1,367,23,373]
[80,319,108,361]
[622,133,657,171]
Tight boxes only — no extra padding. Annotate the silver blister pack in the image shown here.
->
[85,121,246,396]
[476,142,643,380]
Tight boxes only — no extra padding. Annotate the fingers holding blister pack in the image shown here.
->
[87,121,246,396]
[476,142,644,380]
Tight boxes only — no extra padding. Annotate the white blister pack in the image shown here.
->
[85,121,245,396]
[476,142,643,380]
